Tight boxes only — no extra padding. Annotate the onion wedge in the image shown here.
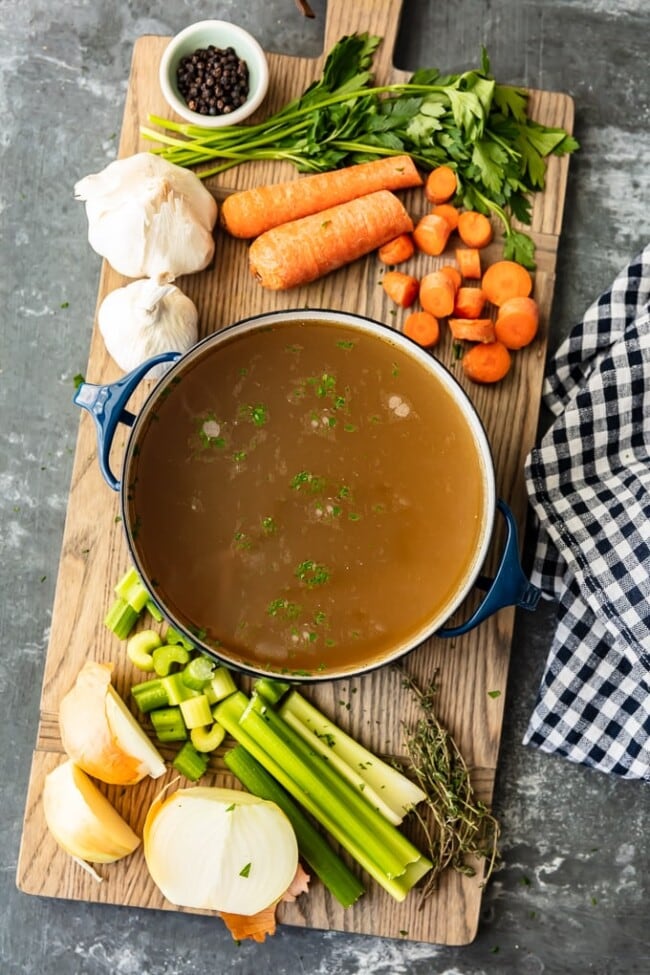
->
[43,759,141,863]
[59,660,166,785]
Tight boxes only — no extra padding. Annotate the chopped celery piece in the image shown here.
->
[173,741,209,781]
[181,655,215,690]
[164,624,196,651]
[161,672,200,706]
[179,694,213,729]
[104,599,139,640]
[131,678,169,713]
[279,690,427,824]
[152,644,191,676]
[225,744,365,908]
[150,706,187,742]
[114,567,150,613]
[214,692,431,900]
[146,599,164,622]
[191,722,226,753]
[253,677,291,705]
[205,666,238,705]
[126,629,162,671]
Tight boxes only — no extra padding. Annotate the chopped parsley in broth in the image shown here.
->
[126,320,487,676]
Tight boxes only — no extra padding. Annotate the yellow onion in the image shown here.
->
[43,759,141,863]
[59,660,166,785]
[143,786,299,915]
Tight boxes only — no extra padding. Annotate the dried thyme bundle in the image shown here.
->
[398,668,501,901]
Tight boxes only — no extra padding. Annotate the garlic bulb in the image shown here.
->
[98,278,198,379]
[74,152,218,282]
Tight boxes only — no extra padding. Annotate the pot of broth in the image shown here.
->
[75,309,540,681]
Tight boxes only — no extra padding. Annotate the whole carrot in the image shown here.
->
[249,191,414,290]
[221,155,422,238]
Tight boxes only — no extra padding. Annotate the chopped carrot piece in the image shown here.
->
[378,233,415,266]
[462,341,512,384]
[382,270,420,308]
[431,203,460,231]
[413,214,451,256]
[403,311,440,348]
[495,296,540,348]
[453,286,486,319]
[449,318,496,343]
[424,165,457,204]
[419,271,456,318]
[481,260,533,306]
[438,264,462,293]
[455,247,482,280]
[457,210,494,249]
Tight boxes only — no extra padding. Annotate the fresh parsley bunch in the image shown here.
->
[144,34,578,268]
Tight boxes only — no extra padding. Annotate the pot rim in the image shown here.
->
[120,308,497,682]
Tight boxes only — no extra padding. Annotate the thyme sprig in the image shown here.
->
[398,668,500,901]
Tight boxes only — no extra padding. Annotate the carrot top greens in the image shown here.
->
[143,33,578,268]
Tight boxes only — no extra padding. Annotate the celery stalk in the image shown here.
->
[242,699,416,876]
[214,692,431,900]
[224,744,365,908]
[279,690,427,823]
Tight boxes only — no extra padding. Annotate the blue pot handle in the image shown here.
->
[437,499,541,638]
[73,353,181,491]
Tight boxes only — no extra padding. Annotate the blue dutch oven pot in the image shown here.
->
[75,309,540,680]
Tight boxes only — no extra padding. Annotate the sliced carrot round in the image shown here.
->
[495,296,540,348]
[378,233,415,266]
[424,165,457,204]
[453,286,486,319]
[419,271,455,318]
[431,203,460,231]
[403,311,440,348]
[457,210,493,249]
[382,270,420,308]
[413,214,451,256]
[438,264,462,293]
[481,260,533,306]
[455,247,482,280]
[462,341,511,384]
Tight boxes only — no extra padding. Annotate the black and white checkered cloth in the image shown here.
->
[524,244,650,779]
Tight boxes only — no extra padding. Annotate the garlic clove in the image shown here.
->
[98,278,199,379]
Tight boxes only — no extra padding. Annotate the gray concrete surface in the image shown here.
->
[1,1,648,973]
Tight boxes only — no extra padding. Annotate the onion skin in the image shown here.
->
[43,759,141,863]
[59,660,165,785]
[143,786,299,916]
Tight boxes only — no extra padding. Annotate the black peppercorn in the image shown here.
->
[176,44,250,116]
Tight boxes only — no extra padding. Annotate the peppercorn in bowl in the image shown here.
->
[159,20,269,127]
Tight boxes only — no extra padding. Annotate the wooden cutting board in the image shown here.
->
[16,0,574,946]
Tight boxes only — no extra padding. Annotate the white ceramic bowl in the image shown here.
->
[159,20,269,128]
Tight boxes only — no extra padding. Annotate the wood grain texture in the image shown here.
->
[16,0,574,947]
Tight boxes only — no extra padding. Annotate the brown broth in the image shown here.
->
[126,319,488,676]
